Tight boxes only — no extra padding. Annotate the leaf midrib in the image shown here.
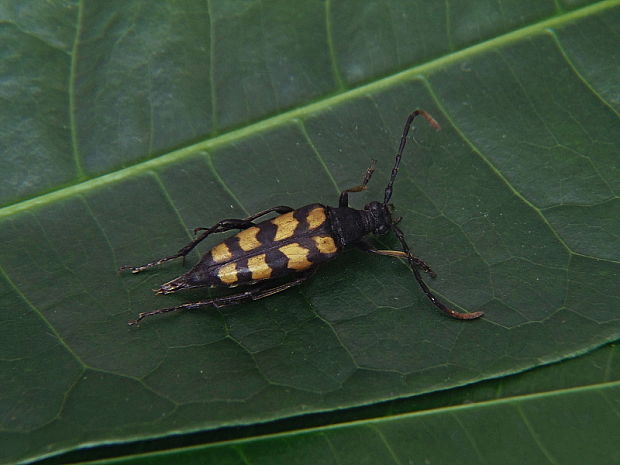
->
[1,0,616,220]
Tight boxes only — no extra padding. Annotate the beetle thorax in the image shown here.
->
[327,203,390,247]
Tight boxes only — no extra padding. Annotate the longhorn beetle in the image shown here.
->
[121,110,484,325]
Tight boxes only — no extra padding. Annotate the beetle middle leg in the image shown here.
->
[339,159,377,207]
[355,238,436,277]
[128,270,315,326]
[192,205,294,235]
[120,205,294,274]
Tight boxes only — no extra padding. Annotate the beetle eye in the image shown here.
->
[377,224,390,235]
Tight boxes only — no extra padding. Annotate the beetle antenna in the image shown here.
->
[384,110,441,205]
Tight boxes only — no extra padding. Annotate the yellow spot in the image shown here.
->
[217,262,238,285]
[278,243,313,271]
[313,235,338,254]
[237,226,261,251]
[271,211,299,241]
[210,242,232,263]
[247,254,272,280]
[306,207,326,230]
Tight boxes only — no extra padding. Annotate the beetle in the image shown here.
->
[121,110,484,325]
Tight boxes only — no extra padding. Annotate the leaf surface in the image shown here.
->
[82,378,620,465]
[0,1,618,463]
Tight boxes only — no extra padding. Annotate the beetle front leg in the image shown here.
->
[339,160,377,207]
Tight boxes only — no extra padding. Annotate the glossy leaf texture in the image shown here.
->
[74,344,620,465]
[43,342,620,465]
[97,384,620,465]
[0,1,619,464]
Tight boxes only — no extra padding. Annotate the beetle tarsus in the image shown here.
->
[412,258,436,277]
[119,264,151,274]
[128,316,142,326]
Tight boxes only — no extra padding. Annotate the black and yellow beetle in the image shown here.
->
[121,110,484,325]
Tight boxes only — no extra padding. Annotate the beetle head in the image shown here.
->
[364,201,392,235]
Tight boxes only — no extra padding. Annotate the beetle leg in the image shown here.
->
[193,206,294,235]
[391,225,483,320]
[121,206,294,274]
[128,271,315,326]
[120,219,253,274]
[339,160,377,207]
[355,239,436,277]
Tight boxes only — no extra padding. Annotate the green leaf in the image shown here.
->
[34,342,620,464]
[131,383,620,465]
[1,1,618,464]
[75,356,620,465]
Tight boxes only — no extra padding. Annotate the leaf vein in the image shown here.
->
[516,404,561,465]
[422,77,576,258]
[0,260,86,368]
[69,0,85,179]
[324,0,345,90]
[2,1,618,221]
[547,29,620,119]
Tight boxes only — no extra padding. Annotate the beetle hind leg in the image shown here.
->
[128,270,315,326]
[119,218,254,274]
